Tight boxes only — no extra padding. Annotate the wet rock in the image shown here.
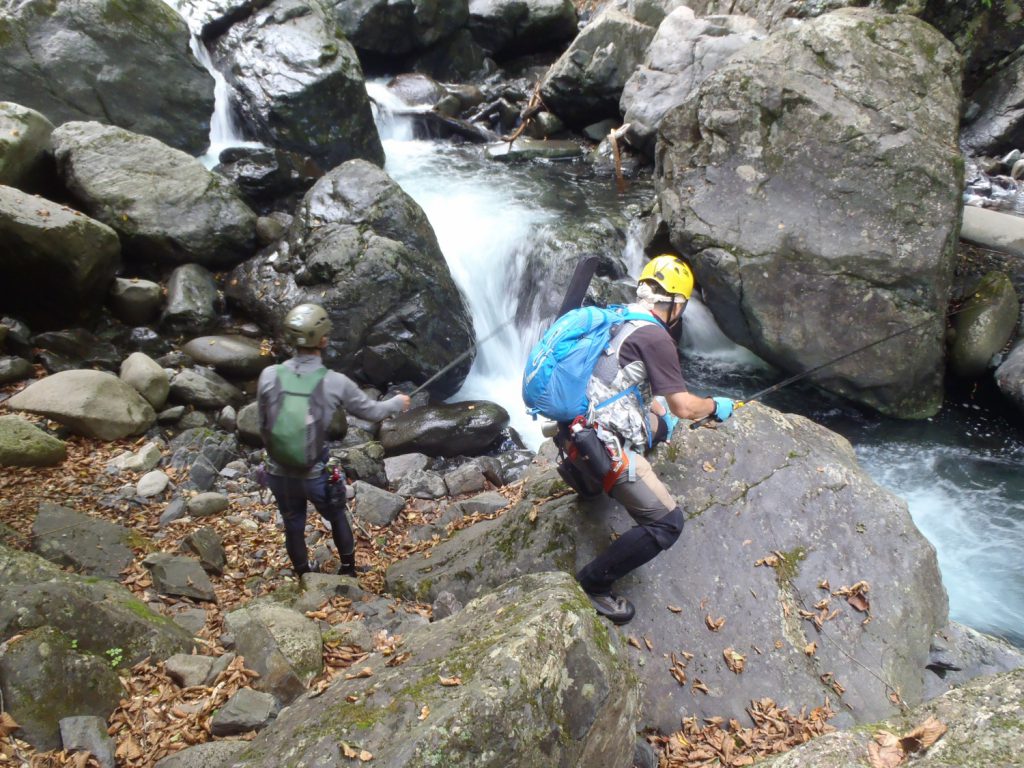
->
[468,0,578,58]
[335,0,469,57]
[214,147,323,216]
[182,335,273,378]
[0,102,54,189]
[352,481,406,526]
[657,8,963,417]
[0,185,121,331]
[485,137,583,161]
[214,0,384,169]
[31,503,134,579]
[0,626,122,750]
[33,328,120,373]
[386,73,449,107]
[0,415,66,467]
[107,278,163,326]
[0,0,213,154]
[143,553,217,602]
[949,271,1019,379]
[183,527,227,574]
[995,342,1024,416]
[162,264,220,334]
[621,9,764,156]
[380,401,509,457]
[540,8,656,127]
[120,352,171,410]
[226,160,475,398]
[8,370,156,440]
[0,356,33,385]
[408,28,489,82]
[52,122,255,266]
[255,212,291,244]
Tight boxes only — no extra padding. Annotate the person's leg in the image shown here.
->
[576,454,684,623]
[305,472,357,574]
[267,474,313,574]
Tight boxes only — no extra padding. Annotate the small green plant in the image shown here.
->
[105,647,125,668]
[69,639,78,650]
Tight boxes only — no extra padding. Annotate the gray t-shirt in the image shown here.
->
[257,353,405,476]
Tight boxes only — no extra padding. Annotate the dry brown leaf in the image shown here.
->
[344,667,374,680]
[705,615,725,632]
[644,636,654,651]
[702,461,715,472]
[847,594,870,613]
[418,705,429,721]
[358,750,374,762]
[867,731,904,768]
[0,712,19,738]
[692,679,710,694]
[340,741,358,758]
[439,676,462,686]
[804,642,817,656]
[900,717,947,753]
[667,605,683,613]
[528,506,538,523]
[385,652,411,668]
[723,648,746,674]
[755,555,779,568]
[627,636,642,650]
[818,579,830,590]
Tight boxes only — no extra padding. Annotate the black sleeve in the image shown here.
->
[618,324,688,396]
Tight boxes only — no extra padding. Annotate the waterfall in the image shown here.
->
[164,0,262,166]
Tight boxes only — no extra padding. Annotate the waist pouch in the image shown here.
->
[558,420,630,494]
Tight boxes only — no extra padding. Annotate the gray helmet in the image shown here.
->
[283,303,331,348]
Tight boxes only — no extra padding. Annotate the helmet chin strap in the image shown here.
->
[636,282,686,312]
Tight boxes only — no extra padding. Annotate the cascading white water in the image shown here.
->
[165,0,262,166]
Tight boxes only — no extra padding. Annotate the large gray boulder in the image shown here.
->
[0,543,194,666]
[388,403,948,734]
[621,9,764,156]
[31,503,134,580]
[0,626,122,750]
[182,335,273,378]
[7,369,156,440]
[120,352,171,410]
[0,185,120,330]
[656,9,963,418]
[227,160,475,398]
[229,572,639,768]
[683,0,920,32]
[962,44,1024,155]
[467,0,578,58]
[333,0,469,56]
[996,342,1024,416]
[0,102,53,188]
[0,0,213,155]
[760,668,1024,768]
[540,8,656,128]
[379,401,509,457]
[52,122,256,267]
[948,272,1019,379]
[162,263,220,334]
[169,367,244,409]
[0,415,66,467]
[213,0,384,170]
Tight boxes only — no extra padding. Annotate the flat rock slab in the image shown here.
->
[143,553,217,602]
[182,335,273,378]
[210,688,278,736]
[485,138,583,161]
[31,503,134,579]
[0,414,66,467]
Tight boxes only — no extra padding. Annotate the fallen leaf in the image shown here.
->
[702,461,715,472]
[705,615,725,632]
[439,676,462,686]
[804,642,817,656]
[723,648,746,674]
[755,555,779,568]
[667,605,683,613]
[819,579,831,590]
[0,712,19,738]
[528,506,538,523]
[418,705,430,721]
[359,751,374,762]
[867,731,904,768]
[848,593,870,613]
[644,636,654,651]
[900,717,946,753]
[692,679,710,694]
[344,667,374,680]
[627,636,642,650]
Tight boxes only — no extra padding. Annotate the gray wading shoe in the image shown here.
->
[586,592,635,624]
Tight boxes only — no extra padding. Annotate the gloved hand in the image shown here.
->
[663,411,680,439]
[711,396,734,422]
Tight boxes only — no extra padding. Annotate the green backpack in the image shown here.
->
[262,365,330,470]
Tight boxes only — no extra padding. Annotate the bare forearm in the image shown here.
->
[665,391,716,420]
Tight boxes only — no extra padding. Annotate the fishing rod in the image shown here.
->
[689,311,952,429]
[409,315,517,396]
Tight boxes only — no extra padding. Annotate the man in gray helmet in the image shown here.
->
[258,303,410,576]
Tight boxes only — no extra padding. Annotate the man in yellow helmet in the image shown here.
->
[568,255,735,624]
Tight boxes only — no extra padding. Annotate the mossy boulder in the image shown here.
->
[0,626,123,750]
[231,572,639,768]
[0,414,66,467]
[949,272,1020,379]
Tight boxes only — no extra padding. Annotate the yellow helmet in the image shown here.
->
[639,255,694,300]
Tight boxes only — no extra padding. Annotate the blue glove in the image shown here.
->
[663,411,680,439]
[712,397,734,422]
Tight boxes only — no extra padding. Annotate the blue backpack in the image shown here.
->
[522,305,657,422]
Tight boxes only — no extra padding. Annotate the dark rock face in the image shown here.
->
[467,0,578,58]
[0,0,213,155]
[379,401,509,457]
[330,0,469,56]
[226,160,475,398]
[961,44,1024,156]
[213,147,323,215]
[656,9,963,418]
[0,185,120,330]
[52,122,257,268]
[213,0,384,170]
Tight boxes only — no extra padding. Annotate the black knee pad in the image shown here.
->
[646,507,684,551]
